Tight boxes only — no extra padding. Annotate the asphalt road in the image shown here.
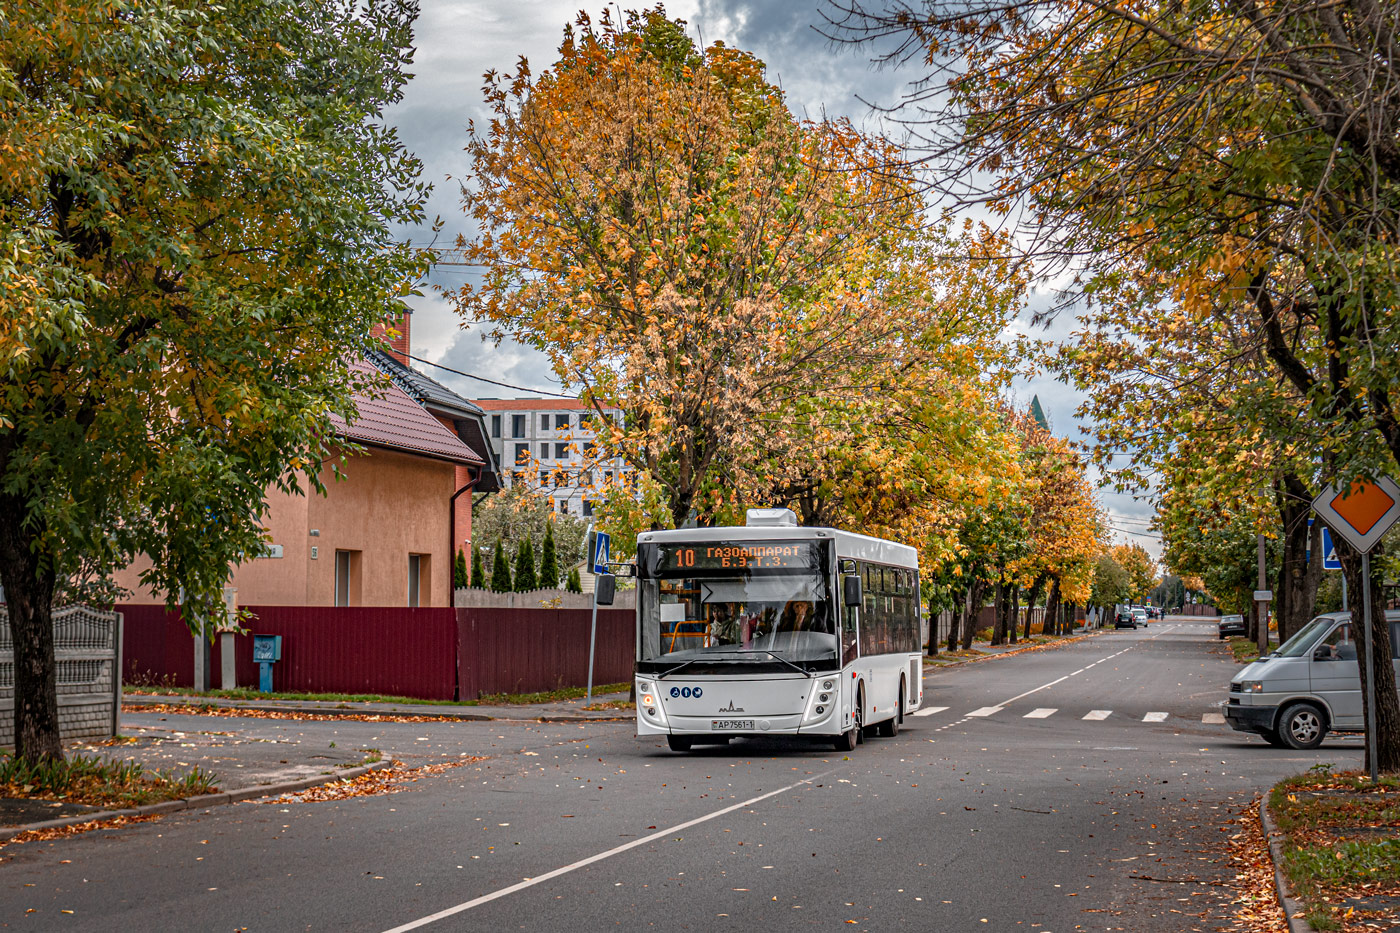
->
[1,618,1360,932]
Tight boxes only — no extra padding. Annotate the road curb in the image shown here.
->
[122,696,627,723]
[0,759,392,842]
[1259,797,1317,933]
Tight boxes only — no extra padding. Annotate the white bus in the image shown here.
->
[628,509,923,752]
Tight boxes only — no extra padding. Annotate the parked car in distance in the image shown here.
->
[1114,609,1138,629]
[1132,608,1149,627]
[1218,614,1247,639]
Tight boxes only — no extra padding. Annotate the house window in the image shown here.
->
[555,442,568,459]
[334,550,360,606]
[408,554,429,607]
[555,414,570,429]
[540,414,550,431]
[584,440,597,458]
[513,443,529,465]
[557,500,569,514]
[579,413,593,431]
[511,414,525,438]
[491,414,501,438]
[582,500,593,517]
[539,470,549,487]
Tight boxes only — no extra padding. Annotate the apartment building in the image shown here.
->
[472,398,632,516]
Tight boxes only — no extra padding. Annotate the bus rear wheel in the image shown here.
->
[877,682,904,737]
[666,735,693,752]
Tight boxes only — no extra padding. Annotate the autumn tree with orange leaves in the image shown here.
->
[452,8,1025,541]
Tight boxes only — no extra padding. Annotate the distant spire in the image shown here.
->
[1029,395,1050,431]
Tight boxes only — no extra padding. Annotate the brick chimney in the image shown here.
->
[371,306,412,365]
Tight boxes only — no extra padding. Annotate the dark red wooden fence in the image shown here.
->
[119,604,635,701]
[457,607,635,699]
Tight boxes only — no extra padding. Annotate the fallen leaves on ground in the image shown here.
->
[1218,800,1289,933]
[0,815,161,853]
[126,703,477,724]
[251,757,486,805]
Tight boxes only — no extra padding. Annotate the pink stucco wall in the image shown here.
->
[114,446,470,607]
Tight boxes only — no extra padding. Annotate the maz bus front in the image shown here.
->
[631,509,922,752]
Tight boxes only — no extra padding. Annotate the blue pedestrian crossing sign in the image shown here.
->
[1321,526,1342,570]
[592,531,611,575]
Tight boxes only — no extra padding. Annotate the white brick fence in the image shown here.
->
[0,605,122,747]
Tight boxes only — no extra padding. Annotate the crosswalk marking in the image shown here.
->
[913,706,949,717]
[967,706,1004,717]
[1083,710,1112,721]
[1023,708,1057,719]
[1202,712,1225,724]
[1143,711,1169,722]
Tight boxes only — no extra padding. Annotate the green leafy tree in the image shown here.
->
[472,486,587,571]
[513,538,538,592]
[453,548,469,589]
[565,567,583,594]
[470,547,486,589]
[490,539,513,593]
[1089,554,1129,612]
[539,523,560,588]
[0,0,425,762]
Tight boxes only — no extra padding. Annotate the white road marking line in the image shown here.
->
[913,706,949,717]
[1083,710,1112,721]
[967,706,1004,717]
[1143,712,1169,723]
[1202,713,1225,724]
[1000,675,1069,706]
[1023,708,1057,719]
[378,771,829,933]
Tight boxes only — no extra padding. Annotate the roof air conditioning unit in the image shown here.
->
[745,508,798,528]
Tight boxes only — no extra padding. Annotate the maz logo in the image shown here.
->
[717,700,745,713]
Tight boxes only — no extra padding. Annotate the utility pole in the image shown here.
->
[1255,534,1271,657]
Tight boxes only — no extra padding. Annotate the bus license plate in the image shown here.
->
[712,719,754,731]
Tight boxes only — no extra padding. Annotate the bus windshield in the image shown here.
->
[636,539,837,672]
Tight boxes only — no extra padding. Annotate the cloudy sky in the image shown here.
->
[386,0,1162,555]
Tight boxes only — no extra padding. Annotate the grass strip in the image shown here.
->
[124,686,471,706]
[477,683,631,705]
[1269,766,1400,931]
[0,753,219,808]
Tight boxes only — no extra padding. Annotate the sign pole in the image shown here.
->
[1256,534,1269,656]
[586,585,598,702]
[1364,551,1378,783]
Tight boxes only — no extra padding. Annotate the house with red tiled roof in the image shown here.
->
[115,312,496,608]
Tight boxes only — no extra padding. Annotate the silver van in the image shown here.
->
[1225,610,1400,749]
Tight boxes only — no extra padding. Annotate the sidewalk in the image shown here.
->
[923,625,1104,667]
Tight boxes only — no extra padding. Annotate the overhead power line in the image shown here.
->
[406,353,576,400]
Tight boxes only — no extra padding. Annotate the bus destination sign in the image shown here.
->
[658,541,820,572]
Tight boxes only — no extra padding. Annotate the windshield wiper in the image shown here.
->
[655,658,700,679]
[750,650,810,676]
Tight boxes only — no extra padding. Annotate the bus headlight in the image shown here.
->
[823,680,833,690]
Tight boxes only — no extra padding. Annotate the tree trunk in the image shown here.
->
[962,577,984,650]
[1246,599,1259,643]
[948,584,966,652]
[1008,585,1020,644]
[1277,473,1315,643]
[991,578,1007,646]
[1338,538,1400,773]
[1022,572,1046,640]
[1045,577,1062,636]
[0,492,63,762]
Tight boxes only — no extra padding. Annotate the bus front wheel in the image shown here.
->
[834,688,863,751]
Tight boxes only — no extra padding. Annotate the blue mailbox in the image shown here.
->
[252,634,282,692]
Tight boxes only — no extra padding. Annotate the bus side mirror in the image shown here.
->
[595,574,616,606]
[843,574,862,608]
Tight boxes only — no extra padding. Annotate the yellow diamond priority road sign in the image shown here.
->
[1313,476,1400,554]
